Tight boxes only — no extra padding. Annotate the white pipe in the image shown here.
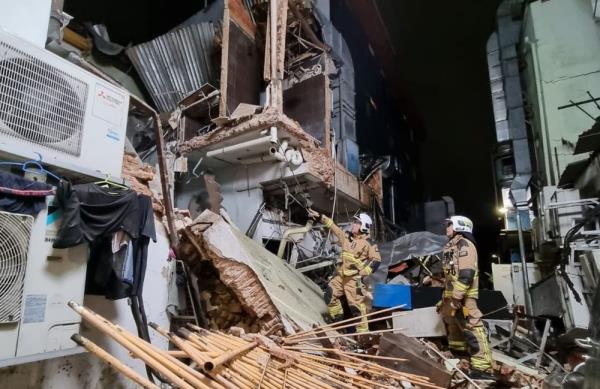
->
[238,154,277,165]
[269,146,287,162]
[285,149,303,166]
[269,127,278,144]
[277,220,314,259]
[206,136,273,158]
[206,128,279,159]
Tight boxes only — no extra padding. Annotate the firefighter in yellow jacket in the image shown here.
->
[307,209,381,332]
[438,215,494,380]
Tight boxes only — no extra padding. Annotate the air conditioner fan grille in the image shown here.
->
[0,40,88,156]
[0,211,33,323]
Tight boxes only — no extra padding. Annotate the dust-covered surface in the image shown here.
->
[180,107,317,152]
[121,152,164,214]
[181,210,328,335]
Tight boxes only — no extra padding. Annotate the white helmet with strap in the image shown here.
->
[445,215,473,233]
[354,213,373,234]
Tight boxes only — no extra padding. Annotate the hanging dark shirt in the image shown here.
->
[0,171,53,216]
[85,194,156,300]
[53,180,157,300]
[53,181,140,248]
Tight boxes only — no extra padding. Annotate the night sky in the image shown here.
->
[376,1,502,261]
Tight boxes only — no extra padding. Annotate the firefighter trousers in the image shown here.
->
[325,274,368,332]
[440,297,493,372]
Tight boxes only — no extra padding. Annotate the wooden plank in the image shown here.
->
[492,350,544,379]
[218,2,231,117]
[219,1,261,117]
[228,0,256,38]
[378,333,452,388]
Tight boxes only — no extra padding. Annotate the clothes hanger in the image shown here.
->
[0,153,62,182]
[93,174,129,190]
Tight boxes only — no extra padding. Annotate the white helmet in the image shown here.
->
[354,213,373,234]
[445,215,473,233]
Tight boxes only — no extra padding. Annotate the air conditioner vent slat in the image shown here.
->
[0,41,88,156]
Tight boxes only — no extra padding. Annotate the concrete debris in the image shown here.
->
[180,106,318,153]
[178,209,328,335]
[121,152,164,214]
[200,277,263,333]
[378,333,452,388]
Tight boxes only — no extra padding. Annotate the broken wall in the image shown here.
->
[182,210,328,334]
[283,74,330,147]
[219,0,262,116]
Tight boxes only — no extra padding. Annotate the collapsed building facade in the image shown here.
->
[0,0,426,387]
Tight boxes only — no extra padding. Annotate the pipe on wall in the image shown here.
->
[277,220,314,259]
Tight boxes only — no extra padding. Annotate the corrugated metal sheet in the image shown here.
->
[127,23,217,112]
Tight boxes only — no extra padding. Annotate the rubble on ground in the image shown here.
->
[177,209,329,335]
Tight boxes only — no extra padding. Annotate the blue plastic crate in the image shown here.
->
[372,283,412,309]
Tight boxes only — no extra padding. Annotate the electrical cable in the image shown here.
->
[559,203,600,303]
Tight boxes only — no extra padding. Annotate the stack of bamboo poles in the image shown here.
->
[68,301,442,389]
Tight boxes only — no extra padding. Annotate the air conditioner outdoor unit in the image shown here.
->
[0,28,129,179]
[0,199,88,367]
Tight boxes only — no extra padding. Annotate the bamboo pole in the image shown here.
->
[286,327,404,343]
[299,349,443,389]
[289,344,430,381]
[182,331,285,389]
[150,323,210,364]
[204,340,259,371]
[283,369,289,388]
[67,301,197,389]
[283,345,408,363]
[256,355,270,389]
[229,359,282,389]
[285,304,406,341]
[285,365,338,389]
[118,328,218,389]
[166,350,191,358]
[69,302,223,389]
[287,312,408,341]
[298,352,439,388]
[149,323,242,389]
[299,350,432,382]
[297,356,389,389]
[71,334,160,389]
[292,362,356,389]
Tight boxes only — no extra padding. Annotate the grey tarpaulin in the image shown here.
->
[369,232,448,285]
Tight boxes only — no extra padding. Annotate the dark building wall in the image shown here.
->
[330,1,423,229]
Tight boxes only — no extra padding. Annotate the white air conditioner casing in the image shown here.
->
[0,28,129,179]
[0,198,87,367]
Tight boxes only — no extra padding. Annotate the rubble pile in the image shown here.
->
[121,152,164,214]
[497,365,545,388]
[177,210,328,336]
[70,301,443,389]
[197,266,262,333]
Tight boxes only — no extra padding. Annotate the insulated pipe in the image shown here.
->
[269,146,287,162]
[238,154,278,165]
[277,220,314,259]
[206,128,278,159]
